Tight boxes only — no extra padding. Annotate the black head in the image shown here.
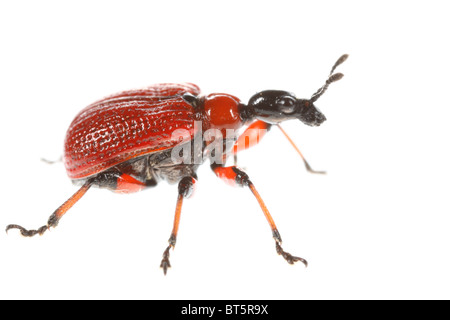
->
[244,54,348,127]
[247,90,326,126]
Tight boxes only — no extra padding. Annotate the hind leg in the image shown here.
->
[6,179,93,237]
[6,170,157,237]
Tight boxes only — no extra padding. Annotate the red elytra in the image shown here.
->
[64,83,202,180]
[7,55,348,275]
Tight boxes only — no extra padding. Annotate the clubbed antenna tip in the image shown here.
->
[310,54,348,103]
[330,54,349,75]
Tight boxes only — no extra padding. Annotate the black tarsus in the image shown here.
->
[275,242,308,267]
[160,246,172,275]
[5,224,48,237]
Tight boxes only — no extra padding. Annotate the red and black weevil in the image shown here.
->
[6,54,348,274]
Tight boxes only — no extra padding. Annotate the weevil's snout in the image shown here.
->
[297,100,327,127]
[312,111,327,126]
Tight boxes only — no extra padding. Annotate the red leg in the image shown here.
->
[115,173,148,194]
[231,121,323,174]
[211,164,307,267]
[6,169,156,237]
[232,120,271,156]
[6,180,93,237]
[276,124,325,174]
[160,176,197,275]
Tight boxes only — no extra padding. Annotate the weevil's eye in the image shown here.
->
[276,96,296,114]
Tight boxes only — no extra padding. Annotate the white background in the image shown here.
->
[1,0,449,300]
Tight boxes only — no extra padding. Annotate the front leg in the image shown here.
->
[211,163,307,267]
[232,120,324,174]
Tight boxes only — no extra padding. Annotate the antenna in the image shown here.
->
[310,54,348,103]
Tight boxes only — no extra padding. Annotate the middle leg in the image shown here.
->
[160,175,197,275]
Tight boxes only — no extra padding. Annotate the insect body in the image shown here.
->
[7,55,348,274]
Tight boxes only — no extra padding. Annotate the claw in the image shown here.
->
[160,260,171,275]
[275,242,308,267]
[160,245,172,275]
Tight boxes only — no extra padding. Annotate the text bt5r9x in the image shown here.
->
[7,54,348,274]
